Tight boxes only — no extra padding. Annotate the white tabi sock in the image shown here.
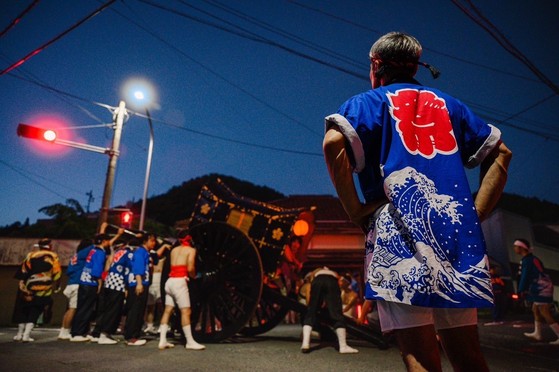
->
[183,325,205,350]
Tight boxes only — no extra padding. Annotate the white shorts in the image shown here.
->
[377,301,478,332]
[164,277,191,309]
[147,272,162,305]
[63,284,79,309]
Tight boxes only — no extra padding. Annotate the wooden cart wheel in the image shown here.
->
[239,284,290,336]
[188,222,263,343]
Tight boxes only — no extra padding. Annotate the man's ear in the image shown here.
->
[370,59,382,88]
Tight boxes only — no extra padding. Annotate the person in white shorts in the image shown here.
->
[323,31,512,371]
[158,231,205,351]
[58,239,94,340]
[144,244,170,334]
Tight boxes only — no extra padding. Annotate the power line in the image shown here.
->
[285,0,542,84]
[197,0,364,70]
[0,158,78,200]
[493,94,557,127]
[451,0,559,95]
[6,64,323,156]
[138,0,366,80]
[480,114,559,142]
[3,0,556,146]
[1,54,107,124]
[129,109,323,157]
[281,0,558,137]
[0,0,41,38]
[465,99,558,136]
[116,1,325,138]
[479,94,559,142]
[0,0,116,76]
[137,0,558,141]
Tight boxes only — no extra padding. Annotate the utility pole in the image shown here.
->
[85,190,94,213]
[139,108,154,231]
[97,100,126,231]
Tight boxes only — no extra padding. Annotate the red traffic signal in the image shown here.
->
[17,123,57,142]
[121,211,133,228]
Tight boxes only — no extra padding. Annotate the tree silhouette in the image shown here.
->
[36,199,95,238]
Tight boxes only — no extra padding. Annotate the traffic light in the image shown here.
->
[121,211,133,228]
[17,123,57,142]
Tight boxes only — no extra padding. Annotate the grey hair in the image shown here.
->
[369,32,422,62]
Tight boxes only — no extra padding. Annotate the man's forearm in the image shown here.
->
[323,128,387,230]
[475,142,512,222]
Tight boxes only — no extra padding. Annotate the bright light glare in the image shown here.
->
[134,91,145,100]
[122,78,157,109]
[21,113,72,158]
[293,219,309,236]
[122,211,132,223]
[43,129,57,142]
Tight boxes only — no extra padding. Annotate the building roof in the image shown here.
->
[272,194,360,233]
[277,196,559,248]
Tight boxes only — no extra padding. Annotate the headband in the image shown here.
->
[418,61,441,79]
[514,239,531,252]
[371,57,441,79]
[36,238,52,250]
[180,235,193,247]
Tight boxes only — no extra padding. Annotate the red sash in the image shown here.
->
[169,265,188,278]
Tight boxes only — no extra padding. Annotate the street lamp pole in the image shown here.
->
[139,108,153,231]
[98,100,126,231]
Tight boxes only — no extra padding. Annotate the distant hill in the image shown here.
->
[2,173,558,238]
[137,176,559,226]
[136,175,558,225]
[495,193,559,224]
[0,174,285,238]
[130,173,285,226]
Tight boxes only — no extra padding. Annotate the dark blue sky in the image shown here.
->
[1,0,558,226]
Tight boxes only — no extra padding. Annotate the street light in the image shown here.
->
[139,107,154,231]
[17,124,58,142]
[125,79,157,231]
[17,123,109,154]
[17,101,127,232]
[98,100,127,230]
[18,79,154,232]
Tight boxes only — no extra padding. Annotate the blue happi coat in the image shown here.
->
[326,80,501,308]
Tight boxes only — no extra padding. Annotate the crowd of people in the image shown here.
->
[10,230,557,360]
[11,225,367,354]
[12,224,205,350]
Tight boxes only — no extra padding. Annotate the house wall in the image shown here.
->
[307,233,364,250]
[0,237,79,266]
[482,210,559,301]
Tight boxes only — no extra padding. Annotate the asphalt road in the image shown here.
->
[0,317,558,372]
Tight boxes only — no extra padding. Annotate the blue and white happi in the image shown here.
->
[326,82,501,308]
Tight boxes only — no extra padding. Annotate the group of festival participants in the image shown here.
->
[13,226,367,354]
[12,223,205,350]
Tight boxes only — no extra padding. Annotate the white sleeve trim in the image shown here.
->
[465,124,501,168]
[324,113,365,172]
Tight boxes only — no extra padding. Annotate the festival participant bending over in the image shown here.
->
[158,230,205,351]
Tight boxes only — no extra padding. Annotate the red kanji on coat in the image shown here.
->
[388,89,458,158]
